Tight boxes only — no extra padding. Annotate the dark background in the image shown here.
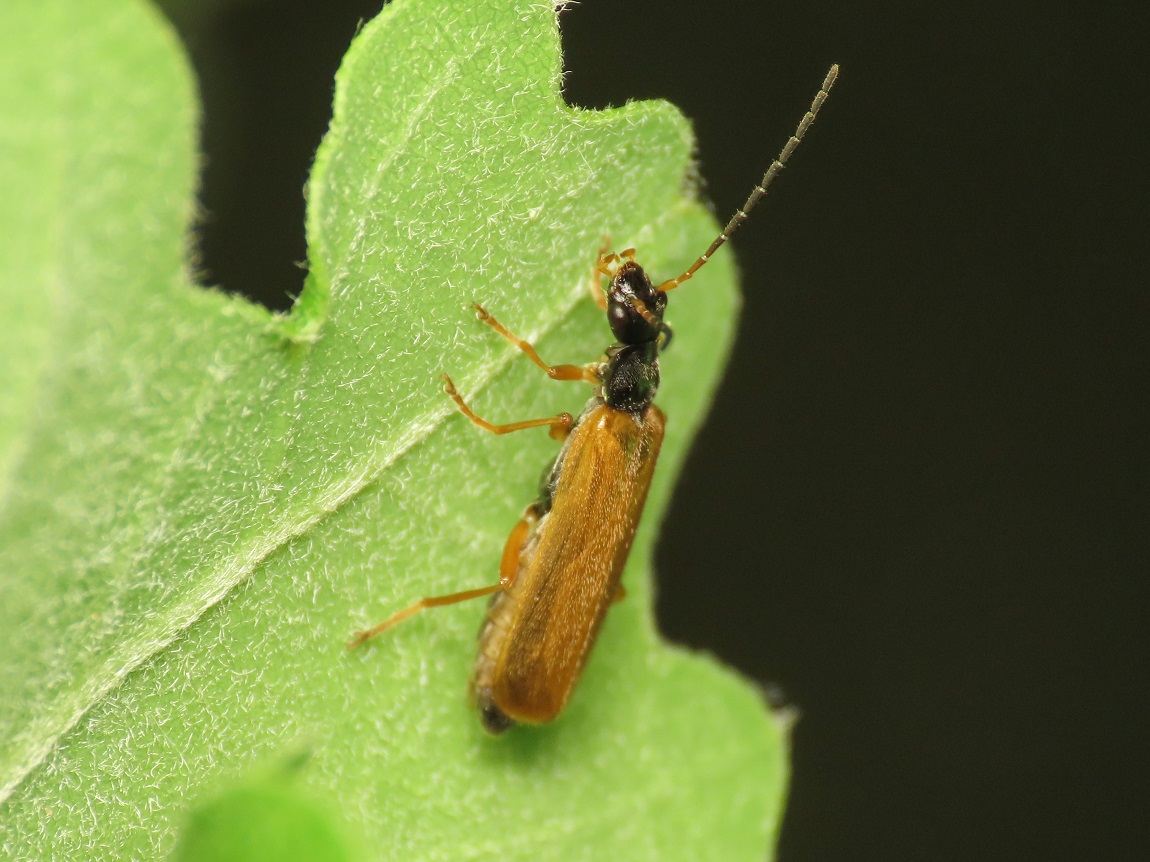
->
[160,0,1148,859]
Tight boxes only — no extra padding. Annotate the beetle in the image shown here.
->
[349,65,838,734]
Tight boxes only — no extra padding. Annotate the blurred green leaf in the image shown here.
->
[0,0,786,859]
[173,768,351,862]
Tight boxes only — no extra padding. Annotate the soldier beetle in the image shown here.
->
[349,65,839,733]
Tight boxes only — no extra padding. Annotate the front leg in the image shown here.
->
[472,303,601,383]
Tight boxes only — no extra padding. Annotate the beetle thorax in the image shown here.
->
[601,342,659,414]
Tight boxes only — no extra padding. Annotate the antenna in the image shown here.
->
[658,64,839,292]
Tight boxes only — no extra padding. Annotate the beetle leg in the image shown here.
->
[347,583,505,648]
[611,583,628,605]
[499,503,541,586]
[348,505,541,649]
[589,236,610,310]
[471,303,600,383]
[442,375,574,441]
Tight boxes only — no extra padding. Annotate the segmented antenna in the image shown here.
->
[658,63,839,292]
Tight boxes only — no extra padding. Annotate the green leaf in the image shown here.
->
[172,756,352,862]
[174,786,349,862]
[0,0,786,859]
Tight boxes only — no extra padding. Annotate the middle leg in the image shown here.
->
[442,375,574,442]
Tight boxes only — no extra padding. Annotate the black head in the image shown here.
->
[607,261,671,346]
[602,65,838,342]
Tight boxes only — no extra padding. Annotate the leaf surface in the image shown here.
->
[0,1,786,858]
